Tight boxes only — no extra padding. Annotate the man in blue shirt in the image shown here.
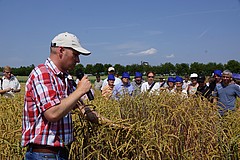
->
[213,70,240,116]
[112,72,134,100]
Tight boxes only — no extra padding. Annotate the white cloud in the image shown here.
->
[126,48,157,56]
[166,54,175,58]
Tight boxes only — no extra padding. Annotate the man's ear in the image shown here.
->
[59,47,64,58]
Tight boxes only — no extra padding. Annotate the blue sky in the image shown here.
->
[0,0,239,68]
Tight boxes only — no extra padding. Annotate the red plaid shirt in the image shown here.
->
[22,58,75,147]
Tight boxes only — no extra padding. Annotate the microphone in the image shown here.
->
[76,70,94,101]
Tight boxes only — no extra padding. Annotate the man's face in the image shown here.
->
[175,82,182,90]
[122,77,129,84]
[135,77,142,85]
[222,74,231,85]
[214,74,221,83]
[61,47,80,71]
[4,70,11,79]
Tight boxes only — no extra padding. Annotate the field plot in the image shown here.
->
[0,84,240,159]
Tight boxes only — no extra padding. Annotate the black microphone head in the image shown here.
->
[76,69,84,80]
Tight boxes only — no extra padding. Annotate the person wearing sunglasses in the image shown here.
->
[213,70,240,116]
[0,66,21,98]
[141,71,160,94]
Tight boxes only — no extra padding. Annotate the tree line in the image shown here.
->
[1,60,239,77]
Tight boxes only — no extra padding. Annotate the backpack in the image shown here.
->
[0,78,3,90]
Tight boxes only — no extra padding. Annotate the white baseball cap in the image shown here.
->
[190,73,198,78]
[51,32,91,55]
[108,67,115,72]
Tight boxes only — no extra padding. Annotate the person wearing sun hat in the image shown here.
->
[22,32,107,159]
[131,72,144,96]
[101,66,121,91]
[102,74,115,99]
[165,77,175,93]
[172,76,188,98]
[232,73,240,85]
[112,72,134,100]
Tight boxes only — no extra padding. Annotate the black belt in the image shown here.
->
[27,143,70,155]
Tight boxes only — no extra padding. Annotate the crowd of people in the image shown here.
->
[0,31,239,160]
[92,67,240,117]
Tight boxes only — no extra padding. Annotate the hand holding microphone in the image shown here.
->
[76,70,94,101]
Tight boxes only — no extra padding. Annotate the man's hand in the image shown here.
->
[76,76,92,96]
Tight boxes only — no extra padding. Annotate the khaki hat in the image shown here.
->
[51,32,91,55]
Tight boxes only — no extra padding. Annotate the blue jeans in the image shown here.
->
[24,145,69,160]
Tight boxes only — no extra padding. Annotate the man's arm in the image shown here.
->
[0,88,11,94]
[43,76,91,122]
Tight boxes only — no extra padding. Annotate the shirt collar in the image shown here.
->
[45,58,68,78]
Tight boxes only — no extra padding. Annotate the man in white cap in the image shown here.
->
[101,66,121,91]
[22,32,104,159]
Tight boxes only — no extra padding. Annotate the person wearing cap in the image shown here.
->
[213,70,240,116]
[187,73,199,96]
[22,32,105,159]
[165,77,175,93]
[112,72,134,100]
[102,74,115,99]
[196,74,212,100]
[208,70,222,91]
[232,73,240,86]
[141,71,160,94]
[172,76,188,98]
[0,66,21,98]
[131,72,144,96]
[101,66,121,91]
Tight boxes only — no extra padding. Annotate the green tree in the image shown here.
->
[175,63,189,76]
[161,62,175,75]
[189,62,204,74]
[224,60,240,73]
[93,63,104,75]
[85,64,94,74]
[114,64,125,75]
